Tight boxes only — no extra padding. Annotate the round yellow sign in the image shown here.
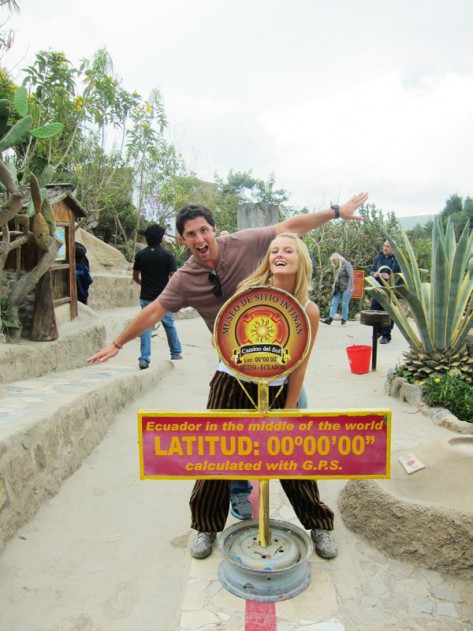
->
[214,286,310,382]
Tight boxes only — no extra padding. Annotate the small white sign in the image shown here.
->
[399,453,425,474]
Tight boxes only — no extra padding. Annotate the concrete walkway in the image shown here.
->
[0,312,472,630]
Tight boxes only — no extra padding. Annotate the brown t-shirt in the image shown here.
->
[157,226,276,332]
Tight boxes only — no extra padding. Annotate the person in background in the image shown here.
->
[133,224,183,369]
[369,240,401,344]
[321,253,354,326]
[75,242,93,305]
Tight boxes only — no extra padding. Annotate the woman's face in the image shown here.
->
[269,236,299,276]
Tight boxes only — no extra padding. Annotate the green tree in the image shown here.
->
[441,193,463,218]
[124,87,192,257]
[81,48,141,151]
[0,67,16,100]
[440,194,472,237]
[405,223,432,271]
[19,47,192,258]
[20,51,81,179]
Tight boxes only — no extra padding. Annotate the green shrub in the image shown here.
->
[394,365,415,384]
[0,298,21,335]
[421,371,473,423]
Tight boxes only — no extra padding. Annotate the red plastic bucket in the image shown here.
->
[346,345,372,374]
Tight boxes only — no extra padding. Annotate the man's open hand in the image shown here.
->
[340,192,369,221]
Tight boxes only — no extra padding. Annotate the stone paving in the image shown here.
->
[0,363,136,426]
[181,481,473,630]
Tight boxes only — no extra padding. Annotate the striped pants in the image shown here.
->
[189,371,335,532]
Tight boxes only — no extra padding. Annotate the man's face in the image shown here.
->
[382,241,393,257]
[180,216,218,267]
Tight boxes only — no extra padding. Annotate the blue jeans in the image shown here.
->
[297,384,308,409]
[139,299,182,364]
[230,385,308,498]
[329,289,352,321]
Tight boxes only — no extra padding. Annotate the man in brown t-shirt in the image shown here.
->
[88,194,368,559]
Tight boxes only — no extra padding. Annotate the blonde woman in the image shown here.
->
[236,231,318,407]
[189,232,337,561]
[321,252,354,326]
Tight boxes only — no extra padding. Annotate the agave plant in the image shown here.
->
[365,217,473,383]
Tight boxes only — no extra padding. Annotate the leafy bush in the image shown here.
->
[421,371,473,423]
[394,365,415,384]
[0,297,21,335]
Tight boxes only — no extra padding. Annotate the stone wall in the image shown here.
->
[0,314,106,385]
[76,228,140,310]
[339,477,473,579]
[87,272,140,311]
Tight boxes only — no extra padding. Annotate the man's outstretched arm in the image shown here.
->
[87,300,168,363]
[275,192,368,236]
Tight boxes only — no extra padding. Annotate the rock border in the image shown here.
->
[338,479,473,580]
[385,370,472,435]
[338,369,473,579]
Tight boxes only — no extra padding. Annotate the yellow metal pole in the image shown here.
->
[257,381,271,547]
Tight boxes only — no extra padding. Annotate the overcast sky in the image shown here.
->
[4,0,473,217]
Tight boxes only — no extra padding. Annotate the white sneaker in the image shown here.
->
[311,528,338,559]
[190,532,216,559]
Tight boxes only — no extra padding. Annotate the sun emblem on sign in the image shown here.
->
[250,318,275,343]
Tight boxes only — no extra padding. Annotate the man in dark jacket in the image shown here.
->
[370,240,401,344]
[133,225,183,368]
[75,242,93,305]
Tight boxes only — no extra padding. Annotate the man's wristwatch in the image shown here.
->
[331,204,340,219]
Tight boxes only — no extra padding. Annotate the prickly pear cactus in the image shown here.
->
[0,86,65,343]
[28,173,51,249]
[0,86,64,155]
[31,212,50,251]
[38,164,55,187]
[29,173,42,213]
[0,98,11,137]
[0,115,33,152]
[41,198,56,235]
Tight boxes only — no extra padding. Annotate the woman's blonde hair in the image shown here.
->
[237,232,313,305]
[329,252,347,266]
